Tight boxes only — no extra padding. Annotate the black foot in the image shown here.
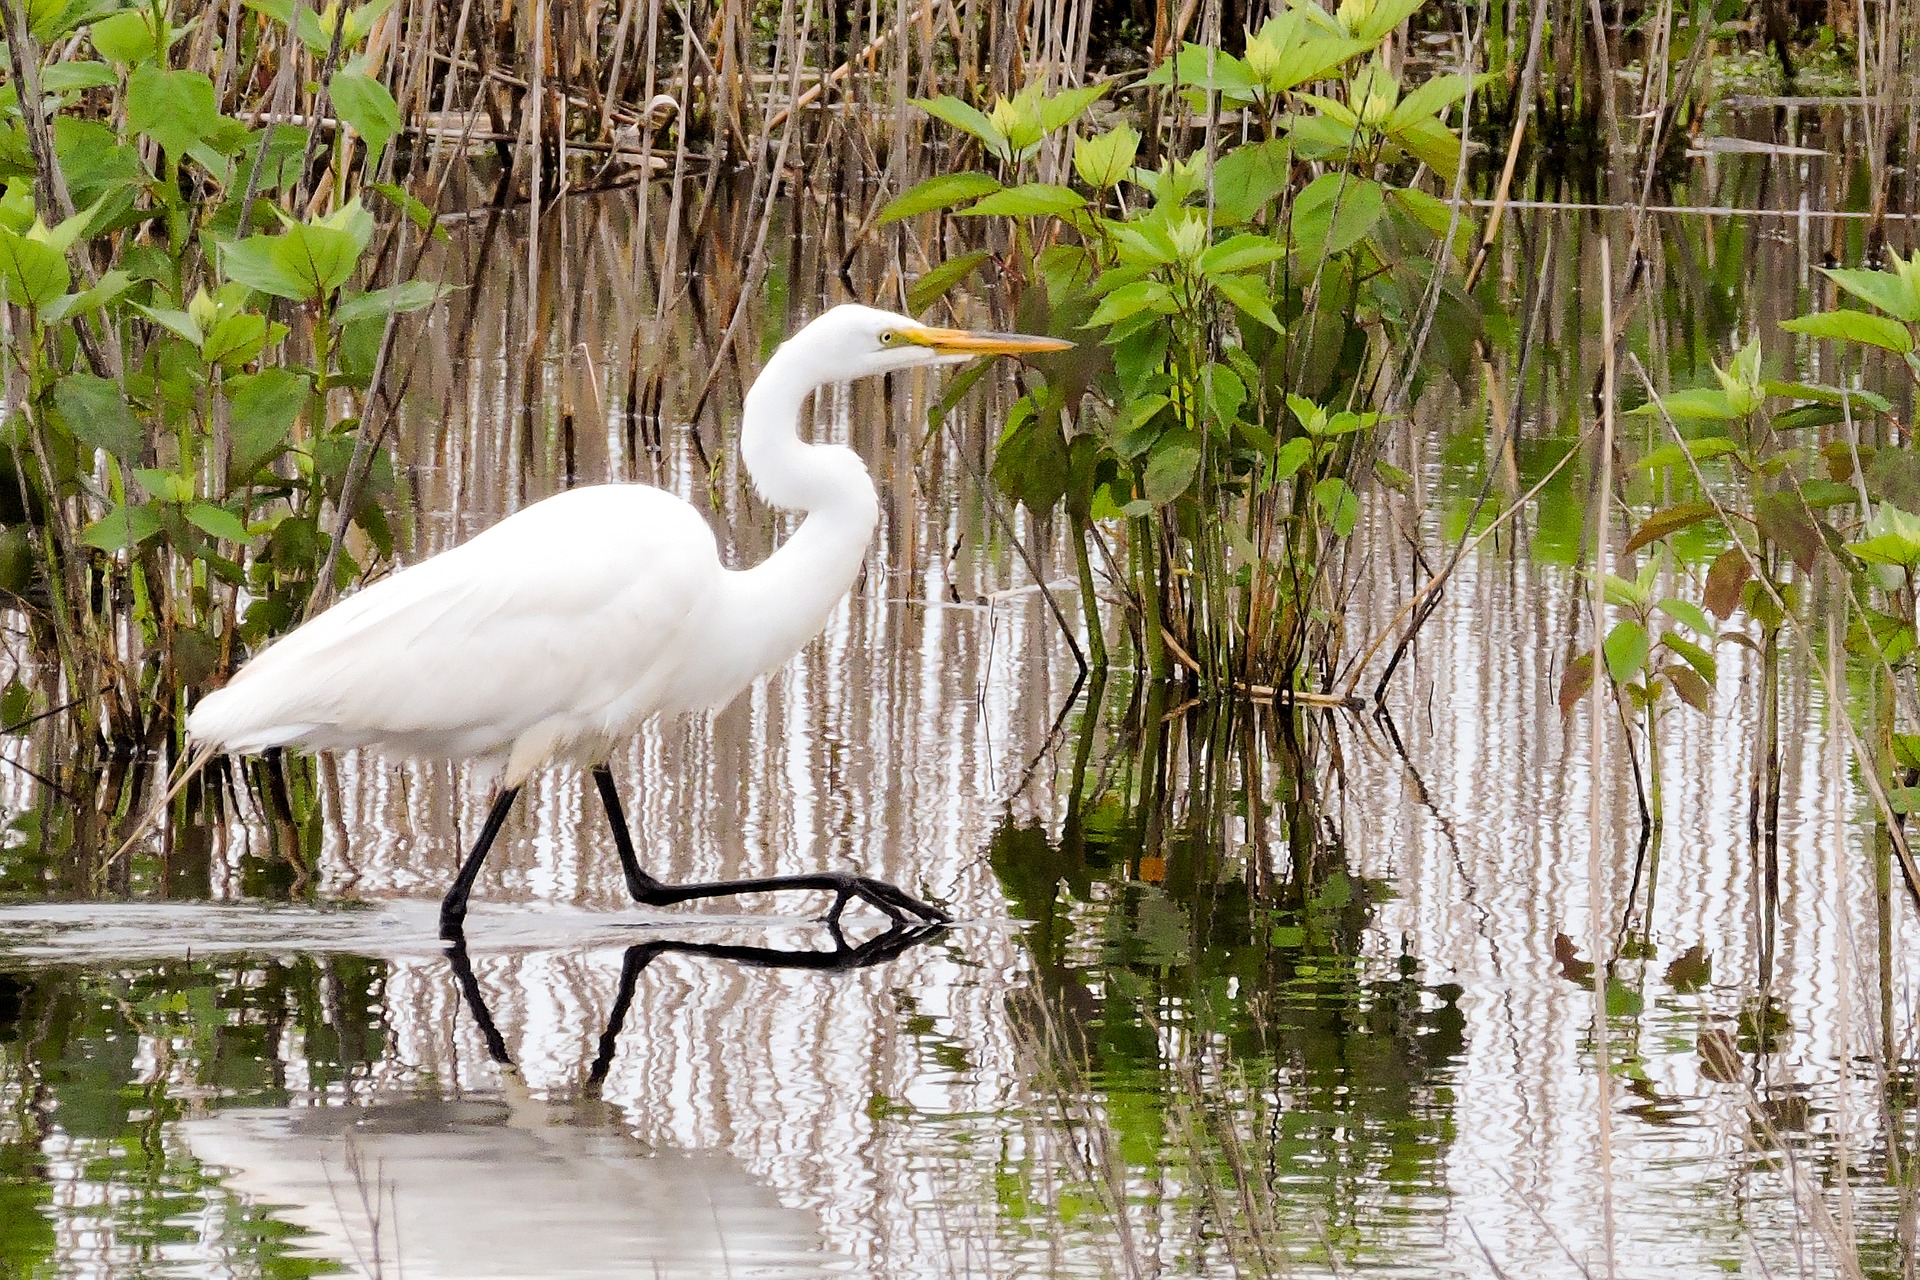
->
[821,873,951,928]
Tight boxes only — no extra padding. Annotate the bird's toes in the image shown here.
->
[855,876,950,924]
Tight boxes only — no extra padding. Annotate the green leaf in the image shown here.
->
[227,367,308,481]
[1783,310,1914,354]
[1388,186,1455,237]
[218,235,309,299]
[1087,280,1171,329]
[1603,572,1649,610]
[42,61,118,92]
[201,311,271,367]
[1343,0,1425,42]
[1209,271,1285,335]
[1656,596,1715,637]
[130,302,204,345]
[1820,265,1920,322]
[1849,503,1920,567]
[49,267,131,323]
[0,226,71,308]
[307,196,376,253]
[373,179,443,235]
[907,250,990,314]
[1289,173,1385,270]
[1386,72,1475,133]
[1144,440,1202,505]
[1388,116,1461,173]
[1072,124,1139,190]
[990,401,1068,514]
[1765,379,1894,413]
[1772,403,1844,432]
[186,502,251,542]
[1635,435,1738,471]
[1255,33,1369,94]
[126,64,219,157]
[912,95,1006,156]
[1199,233,1288,276]
[1604,977,1644,1017]
[1661,630,1718,685]
[1628,387,1740,421]
[1314,476,1359,536]
[53,372,144,462]
[1209,138,1293,224]
[1623,501,1721,554]
[1886,786,1920,816]
[1603,619,1650,684]
[1270,436,1313,482]
[88,7,158,63]
[1206,363,1246,428]
[962,183,1086,219]
[879,172,1002,223]
[224,223,362,301]
[331,279,454,325]
[133,467,192,502]
[1038,83,1107,133]
[329,66,402,164]
[79,503,162,551]
[1108,393,1170,459]
[1143,44,1260,100]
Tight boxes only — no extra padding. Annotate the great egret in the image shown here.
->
[186,304,1070,938]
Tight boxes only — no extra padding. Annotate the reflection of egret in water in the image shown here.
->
[183,924,942,1279]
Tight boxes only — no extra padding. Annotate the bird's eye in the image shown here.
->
[879,330,897,346]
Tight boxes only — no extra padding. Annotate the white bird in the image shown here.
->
[187,304,1070,937]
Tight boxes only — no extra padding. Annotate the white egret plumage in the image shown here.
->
[185,304,1070,936]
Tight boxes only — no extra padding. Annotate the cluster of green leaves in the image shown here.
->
[0,0,441,746]
[886,0,1479,686]
[1579,255,1920,807]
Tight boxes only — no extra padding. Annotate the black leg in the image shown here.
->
[593,763,660,901]
[590,764,950,925]
[439,787,521,940]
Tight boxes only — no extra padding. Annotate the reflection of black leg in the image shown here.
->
[444,939,513,1066]
[589,764,950,925]
[585,922,947,1086]
[588,943,659,1086]
[439,788,521,940]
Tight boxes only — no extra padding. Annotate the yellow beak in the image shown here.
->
[902,327,1074,356]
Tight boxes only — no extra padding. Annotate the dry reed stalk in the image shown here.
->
[1464,0,1550,291]
[1587,234,1619,1280]
[766,0,938,130]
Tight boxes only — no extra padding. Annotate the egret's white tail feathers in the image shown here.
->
[184,681,313,754]
[102,742,219,880]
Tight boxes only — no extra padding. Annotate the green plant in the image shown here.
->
[1586,256,1920,947]
[0,0,442,769]
[888,0,1481,694]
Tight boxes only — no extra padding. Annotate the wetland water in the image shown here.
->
[3,116,1918,1277]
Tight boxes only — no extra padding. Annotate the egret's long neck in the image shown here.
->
[724,346,881,676]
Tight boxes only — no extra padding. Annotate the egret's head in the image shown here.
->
[794,304,1072,384]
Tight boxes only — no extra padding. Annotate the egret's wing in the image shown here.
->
[187,487,721,761]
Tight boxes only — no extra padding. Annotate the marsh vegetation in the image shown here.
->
[0,0,1918,1275]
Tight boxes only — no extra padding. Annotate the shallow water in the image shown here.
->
[4,113,1919,1277]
